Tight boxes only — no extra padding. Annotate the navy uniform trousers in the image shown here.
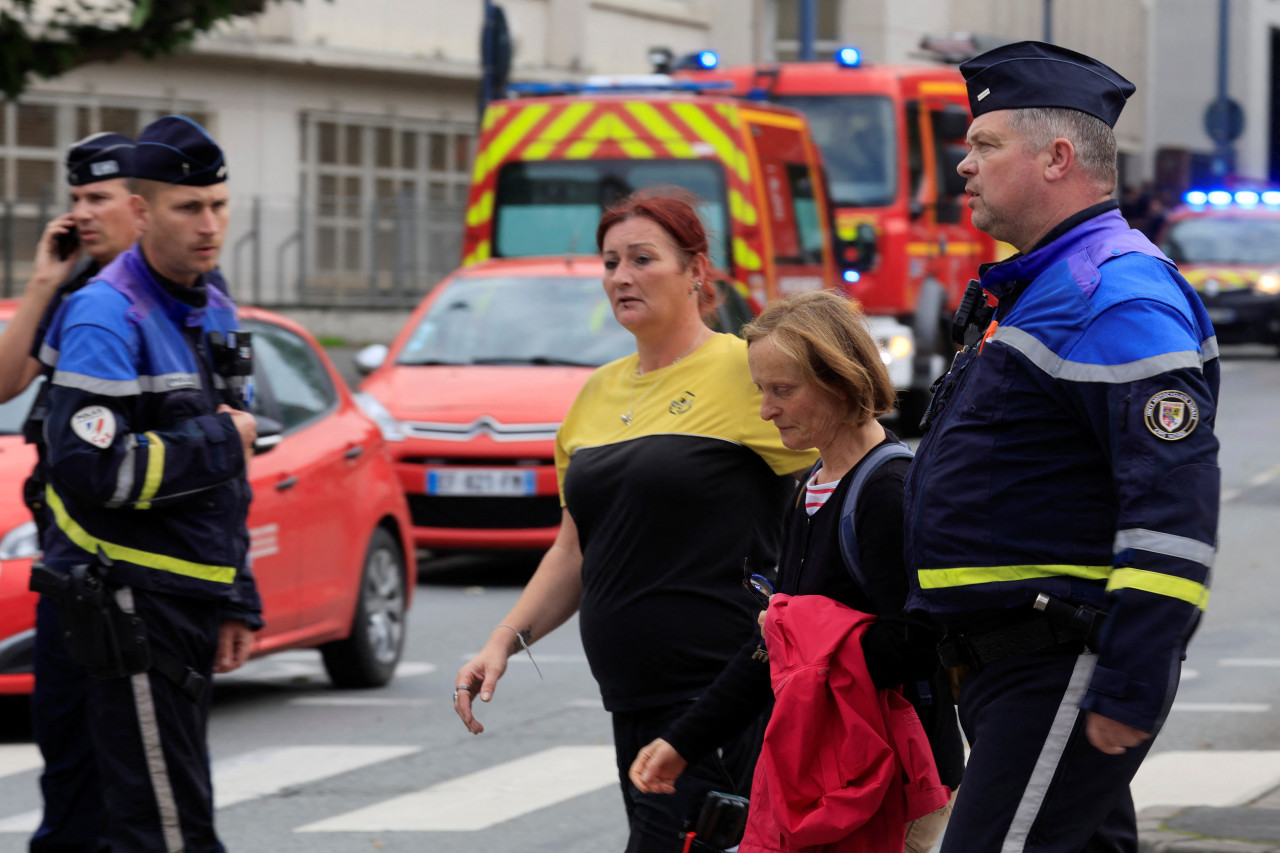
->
[941,646,1163,853]
[31,584,224,853]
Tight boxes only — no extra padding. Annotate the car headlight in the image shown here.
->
[353,391,408,442]
[0,520,40,560]
[1256,273,1280,295]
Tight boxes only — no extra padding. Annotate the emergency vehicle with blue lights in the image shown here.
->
[679,47,1003,429]
[1158,189,1280,353]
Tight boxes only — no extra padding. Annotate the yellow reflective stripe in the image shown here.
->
[466,189,494,228]
[539,101,596,143]
[477,104,552,184]
[669,103,749,181]
[1108,568,1209,609]
[45,486,237,584]
[733,237,762,271]
[729,189,758,226]
[916,563,1112,589]
[464,239,492,265]
[620,139,655,158]
[565,139,600,159]
[624,102,679,138]
[135,431,165,510]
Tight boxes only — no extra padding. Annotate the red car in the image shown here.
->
[354,256,754,554]
[0,300,416,695]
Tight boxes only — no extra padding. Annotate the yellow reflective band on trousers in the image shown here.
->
[916,563,1112,589]
[45,485,237,585]
[1108,567,1209,609]
[135,431,165,510]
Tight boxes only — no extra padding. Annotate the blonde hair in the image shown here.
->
[742,290,896,427]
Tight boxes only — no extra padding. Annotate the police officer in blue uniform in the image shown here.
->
[33,115,262,853]
[904,43,1220,852]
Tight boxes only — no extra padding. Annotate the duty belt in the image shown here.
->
[937,594,1105,671]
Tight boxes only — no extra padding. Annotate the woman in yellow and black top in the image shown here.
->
[454,189,816,852]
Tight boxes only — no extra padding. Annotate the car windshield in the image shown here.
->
[395,275,633,367]
[774,94,897,208]
[493,159,730,271]
[0,321,42,436]
[1163,216,1280,265]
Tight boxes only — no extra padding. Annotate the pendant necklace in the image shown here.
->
[620,332,708,426]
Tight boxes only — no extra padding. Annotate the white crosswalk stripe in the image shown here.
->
[295,745,617,833]
[6,738,1280,836]
[1133,751,1280,810]
[0,745,421,834]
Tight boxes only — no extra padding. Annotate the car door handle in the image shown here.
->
[344,444,364,460]
[275,475,298,491]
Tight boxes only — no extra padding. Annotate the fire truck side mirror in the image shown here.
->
[843,223,878,272]
[940,145,968,198]
[934,106,970,141]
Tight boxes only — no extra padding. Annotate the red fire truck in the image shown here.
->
[682,52,1003,429]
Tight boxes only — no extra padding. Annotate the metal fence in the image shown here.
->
[0,192,467,309]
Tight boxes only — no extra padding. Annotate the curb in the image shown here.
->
[1139,806,1280,852]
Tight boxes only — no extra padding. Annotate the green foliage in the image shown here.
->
[0,0,300,99]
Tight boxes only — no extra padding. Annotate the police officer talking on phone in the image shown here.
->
[31,115,263,853]
[903,43,1220,852]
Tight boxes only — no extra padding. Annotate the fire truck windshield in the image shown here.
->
[774,95,897,208]
[1162,216,1280,265]
[493,160,730,270]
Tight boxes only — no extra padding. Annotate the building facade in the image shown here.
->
[0,0,1272,324]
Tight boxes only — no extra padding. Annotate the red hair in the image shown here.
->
[595,187,709,267]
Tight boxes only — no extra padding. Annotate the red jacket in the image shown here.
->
[740,595,950,853]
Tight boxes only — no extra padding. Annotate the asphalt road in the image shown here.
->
[0,344,1275,850]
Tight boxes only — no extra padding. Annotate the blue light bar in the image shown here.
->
[1207,190,1232,206]
[1184,190,1208,206]
[843,269,862,284]
[836,46,863,68]
[1264,191,1280,206]
[696,50,718,69]
[1235,190,1260,206]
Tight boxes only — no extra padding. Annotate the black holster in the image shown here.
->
[30,559,151,680]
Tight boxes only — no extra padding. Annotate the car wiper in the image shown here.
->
[470,356,600,367]
[394,358,470,367]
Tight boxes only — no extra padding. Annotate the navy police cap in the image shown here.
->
[66,132,134,186]
[959,41,1135,128]
[135,115,227,186]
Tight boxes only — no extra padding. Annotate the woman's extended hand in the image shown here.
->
[453,641,510,735]
[628,738,688,794]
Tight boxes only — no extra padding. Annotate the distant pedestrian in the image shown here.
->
[907,41,1220,852]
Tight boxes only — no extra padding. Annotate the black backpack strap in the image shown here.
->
[836,440,914,589]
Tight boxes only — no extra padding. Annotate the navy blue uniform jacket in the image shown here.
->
[38,244,262,625]
[904,209,1219,733]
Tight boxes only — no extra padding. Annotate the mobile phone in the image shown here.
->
[54,226,80,261]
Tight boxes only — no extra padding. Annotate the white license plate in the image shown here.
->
[1207,307,1236,323]
[427,468,535,497]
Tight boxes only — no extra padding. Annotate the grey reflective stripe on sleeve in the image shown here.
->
[1000,653,1097,853]
[116,587,184,852]
[1201,335,1220,361]
[51,370,141,396]
[992,326,1211,383]
[39,341,59,367]
[138,372,203,393]
[1115,528,1216,568]
[107,434,138,508]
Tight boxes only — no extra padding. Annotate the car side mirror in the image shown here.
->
[254,415,284,455]
[354,344,388,376]
[940,145,968,198]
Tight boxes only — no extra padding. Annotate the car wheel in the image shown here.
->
[321,526,407,688]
